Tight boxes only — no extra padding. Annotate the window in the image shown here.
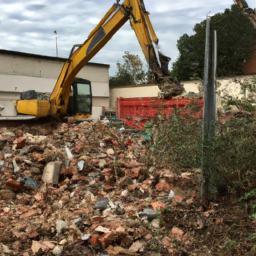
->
[76,83,92,114]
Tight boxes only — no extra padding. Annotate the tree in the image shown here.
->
[172,5,256,81]
[109,51,152,87]
[171,34,200,81]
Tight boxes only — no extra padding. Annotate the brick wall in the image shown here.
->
[243,49,256,75]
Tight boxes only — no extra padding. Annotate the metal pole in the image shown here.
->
[54,30,58,57]
[201,17,217,204]
[56,34,58,57]
[212,31,217,110]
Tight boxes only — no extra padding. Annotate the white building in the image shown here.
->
[0,49,110,118]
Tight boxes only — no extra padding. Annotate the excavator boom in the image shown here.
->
[17,0,183,118]
[234,0,256,28]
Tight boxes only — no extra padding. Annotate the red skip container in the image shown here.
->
[117,97,203,121]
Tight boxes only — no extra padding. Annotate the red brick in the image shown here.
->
[98,231,118,248]
[155,182,170,192]
[6,178,22,192]
[34,193,43,202]
[89,234,99,245]
[151,201,166,211]
[130,167,141,178]
[28,230,39,238]
[144,233,152,241]
[20,209,38,219]
[161,237,172,247]
[90,216,104,224]
[174,195,185,203]
[17,137,26,148]
[169,227,184,240]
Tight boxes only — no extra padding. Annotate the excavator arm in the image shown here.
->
[17,0,183,118]
[234,0,256,28]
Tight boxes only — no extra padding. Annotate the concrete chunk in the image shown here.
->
[42,161,61,184]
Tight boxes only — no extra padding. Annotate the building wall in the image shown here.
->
[110,75,256,111]
[0,74,109,98]
[109,81,201,110]
[0,50,110,118]
[0,51,110,106]
[243,50,256,75]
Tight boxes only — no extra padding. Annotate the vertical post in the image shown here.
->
[54,30,58,57]
[201,17,217,204]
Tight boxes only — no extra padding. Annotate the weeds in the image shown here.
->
[141,98,256,202]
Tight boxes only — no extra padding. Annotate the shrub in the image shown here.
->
[142,101,256,200]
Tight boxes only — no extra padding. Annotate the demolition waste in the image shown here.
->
[0,120,188,256]
[0,115,256,255]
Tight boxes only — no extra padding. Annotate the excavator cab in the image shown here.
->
[67,78,92,117]
[0,77,92,121]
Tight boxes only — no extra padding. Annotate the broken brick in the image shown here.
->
[98,231,118,248]
[174,195,185,203]
[155,182,170,192]
[90,216,105,224]
[20,209,38,219]
[89,234,99,245]
[161,236,172,247]
[130,167,141,178]
[151,201,166,211]
[6,178,22,192]
[169,227,184,240]
[16,137,26,149]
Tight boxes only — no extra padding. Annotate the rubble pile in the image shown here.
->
[0,121,197,256]
[0,120,255,255]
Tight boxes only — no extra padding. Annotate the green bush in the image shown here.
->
[142,103,256,200]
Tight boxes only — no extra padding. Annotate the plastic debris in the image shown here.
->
[12,158,20,173]
[168,189,175,199]
[23,176,40,190]
[95,226,110,233]
[77,160,85,171]
[65,145,73,160]
[82,233,91,241]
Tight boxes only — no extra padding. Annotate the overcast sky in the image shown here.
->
[0,0,254,76]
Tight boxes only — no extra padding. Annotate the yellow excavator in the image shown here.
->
[234,0,256,28]
[6,0,182,121]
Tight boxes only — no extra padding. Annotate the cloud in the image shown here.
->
[0,0,254,75]
[26,4,46,11]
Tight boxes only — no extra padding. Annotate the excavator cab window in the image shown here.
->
[71,78,92,115]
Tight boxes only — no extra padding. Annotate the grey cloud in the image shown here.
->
[26,4,46,11]
[8,13,27,21]
[0,0,255,76]
[0,0,18,3]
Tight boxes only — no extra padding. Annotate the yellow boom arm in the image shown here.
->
[234,0,256,28]
[18,0,171,117]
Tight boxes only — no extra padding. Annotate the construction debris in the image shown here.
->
[0,119,255,255]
